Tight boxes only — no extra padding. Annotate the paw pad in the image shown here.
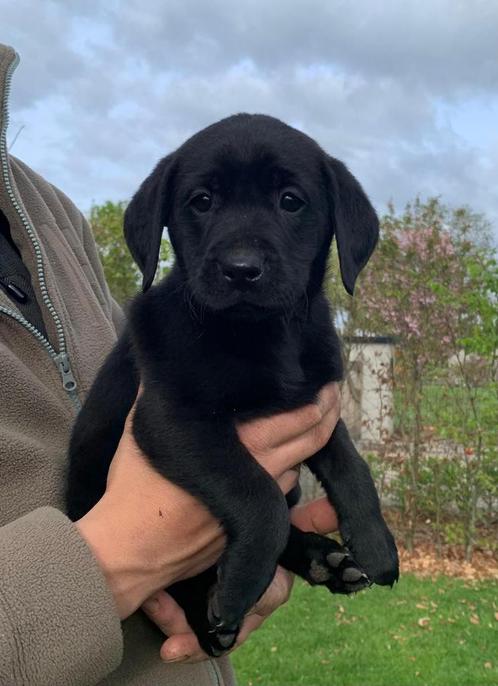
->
[326,551,347,567]
[310,559,331,583]
[304,537,371,595]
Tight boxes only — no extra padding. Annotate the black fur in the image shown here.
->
[67,114,398,656]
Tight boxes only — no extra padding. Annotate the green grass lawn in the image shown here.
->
[232,575,498,686]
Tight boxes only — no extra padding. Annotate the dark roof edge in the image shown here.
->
[343,335,397,344]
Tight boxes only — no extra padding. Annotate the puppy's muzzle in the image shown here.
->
[217,249,263,288]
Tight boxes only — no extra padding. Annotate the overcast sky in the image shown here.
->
[2,0,498,242]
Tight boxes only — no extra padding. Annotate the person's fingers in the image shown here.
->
[155,507,334,665]
[241,402,340,480]
[290,496,339,534]
[276,468,300,495]
[231,613,265,648]
[237,383,340,456]
[315,382,341,418]
[269,402,339,468]
[248,566,294,617]
[160,633,206,663]
[142,591,209,663]
[229,567,294,651]
[161,567,295,663]
[171,612,265,663]
[142,591,192,638]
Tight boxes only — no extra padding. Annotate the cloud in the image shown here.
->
[2,0,497,240]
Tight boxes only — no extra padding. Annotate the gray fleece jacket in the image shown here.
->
[0,44,234,686]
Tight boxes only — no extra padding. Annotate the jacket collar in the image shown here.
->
[0,45,20,312]
[0,45,19,156]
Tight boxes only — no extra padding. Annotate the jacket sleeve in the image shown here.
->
[0,507,123,686]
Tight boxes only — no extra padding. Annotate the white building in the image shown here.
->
[341,336,395,446]
[299,336,395,503]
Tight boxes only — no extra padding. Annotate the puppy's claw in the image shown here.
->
[206,623,239,655]
[205,590,240,655]
[207,590,220,627]
[342,566,365,583]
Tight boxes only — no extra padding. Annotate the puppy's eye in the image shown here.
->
[280,192,304,213]
[190,192,212,213]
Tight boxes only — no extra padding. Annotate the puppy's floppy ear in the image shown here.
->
[325,156,379,295]
[124,153,176,291]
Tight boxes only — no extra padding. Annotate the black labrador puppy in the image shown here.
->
[67,114,399,656]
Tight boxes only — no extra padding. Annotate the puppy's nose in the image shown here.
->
[219,251,263,284]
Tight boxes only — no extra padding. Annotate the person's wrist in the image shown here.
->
[76,496,173,620]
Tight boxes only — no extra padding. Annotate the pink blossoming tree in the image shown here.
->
[329,197,497,557]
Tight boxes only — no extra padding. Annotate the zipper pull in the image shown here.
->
[0,277,28,303]
[55,352,78,393]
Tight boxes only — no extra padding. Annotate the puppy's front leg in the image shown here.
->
[306,419,399,586]
[67,331,139,521]
[132,393,290,657]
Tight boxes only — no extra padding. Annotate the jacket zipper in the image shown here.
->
[0,52,81,410]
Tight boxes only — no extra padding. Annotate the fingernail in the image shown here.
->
[163,654,190,663]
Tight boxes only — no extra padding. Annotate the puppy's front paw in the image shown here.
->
[342,520,399,588]
[205,590,240,656]
[296,533,371,595]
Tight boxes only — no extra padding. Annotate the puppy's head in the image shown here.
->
[125,114,378,318]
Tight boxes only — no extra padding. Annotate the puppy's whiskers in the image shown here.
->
[183,280,206,324]
[277,289,295,326]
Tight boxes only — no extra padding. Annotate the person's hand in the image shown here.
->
[142,383,341,663]
[76,382,340,625]
[143,497,338,663]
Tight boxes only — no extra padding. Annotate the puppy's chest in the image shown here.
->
[175,333,324,416]
[217,353,310,415]
[139,298,341,416]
